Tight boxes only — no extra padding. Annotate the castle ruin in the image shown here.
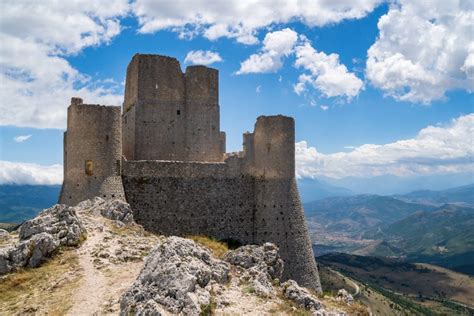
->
[59,54,321,291]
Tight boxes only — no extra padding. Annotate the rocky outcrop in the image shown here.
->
[75,197,134,224]
[282,280,323,312]
[119,238,341,315]
[120,236,230,315]
[19,204,85,246]
[0,204,86,274]
[223,242,284,296]
[0,229,9,240]
[337,289,354,305]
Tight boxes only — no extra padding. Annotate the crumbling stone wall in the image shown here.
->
[122,54,223,162]
[59,98,125,205]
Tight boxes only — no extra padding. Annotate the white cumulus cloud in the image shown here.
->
[184,50,223,65]
[237,28,298,74]
[296,114,474,179]
[0,161,63,185]
[366,0,474,103]
[0,1,129,129]
[13,135,32,143]
[294,41,364,99]
[132,0,383,44]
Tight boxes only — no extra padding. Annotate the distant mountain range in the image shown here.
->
[319,173,474,195]
[297,178,352,202]
[305,194,434,238]
[393,183,474,206]
[0,185,61,223]
[305,184,474,274]
[362,204,474,274]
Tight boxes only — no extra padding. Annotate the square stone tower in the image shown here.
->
[122,54,225,162]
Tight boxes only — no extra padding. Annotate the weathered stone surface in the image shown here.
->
[76,197,134,224]
[281,280,323,312]
[0,232,59,274]
[120,236,229,316]
[0,204,85,275]
[224,242,284,296]
[19,204,85,246]
[0,229,8,240]
[337,289,354,305]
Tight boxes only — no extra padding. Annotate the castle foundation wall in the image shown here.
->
[122,159,321,291]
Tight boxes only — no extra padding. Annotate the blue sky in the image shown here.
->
[0,0,472,187]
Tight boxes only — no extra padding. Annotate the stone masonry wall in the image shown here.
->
[122,115,321,291]
[59,98,125,205]
[122,54,223,162]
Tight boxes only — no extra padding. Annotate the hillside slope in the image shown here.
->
[364,204,474,274]
[319,253,474,315]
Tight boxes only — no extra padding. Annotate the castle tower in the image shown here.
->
[59,98,125,205]
[122,54,225,162]
[248,116,322,292]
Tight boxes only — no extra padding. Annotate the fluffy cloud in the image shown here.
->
[366,0,474,103]
[0,1,128,129]
[13,135,31,143]
[0,161,62,185]
[237,28,298,74]
[132,0,383,44]
[296,114,474,179]
[294,42,364,99]
[184,50,222,65]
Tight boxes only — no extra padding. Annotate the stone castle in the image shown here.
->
[59,54,321,291]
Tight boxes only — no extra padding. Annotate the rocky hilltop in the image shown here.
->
[0,198,362,315]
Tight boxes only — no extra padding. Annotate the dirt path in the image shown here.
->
[66,213,160,315]
[67,225,107,315]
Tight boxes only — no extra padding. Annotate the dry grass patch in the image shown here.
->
[188,235,229,258]
[0,248,81,315]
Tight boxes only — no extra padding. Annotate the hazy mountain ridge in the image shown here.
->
[305,194,435,238]
[297,178,353,202]
[393,183,474,206]
[363,204,474,274]
[0,185,61,223]
[305,185,474,274]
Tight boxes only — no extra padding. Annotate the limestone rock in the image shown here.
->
[120,236,230,315]
[0,229,9,240]
[0,204,85,275]
[337,289,354,305]
[0,232,59,274]
[223,242,284,296]
[75,197,134,225]
[19,204,85,246]
[281,280,323,312]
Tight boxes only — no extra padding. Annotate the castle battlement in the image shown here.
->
[59,54,321,292]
